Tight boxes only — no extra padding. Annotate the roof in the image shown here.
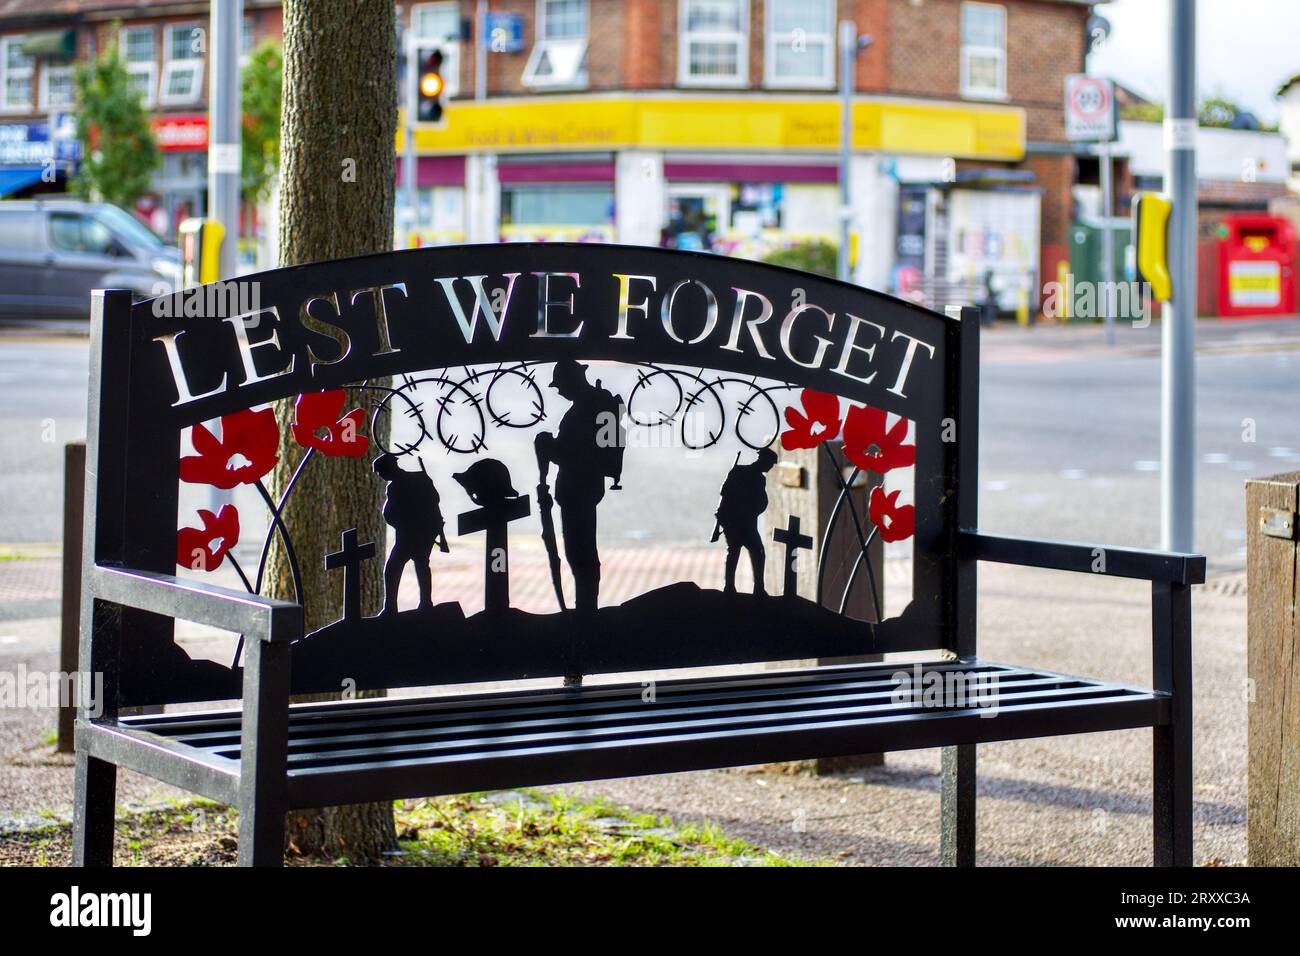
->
[0,0,277,24]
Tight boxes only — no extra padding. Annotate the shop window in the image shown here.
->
[1,35,33,112]
[502,185,612,226]
[411,2,462,97]
[40,64,74,109]
[523,0,588,89]
[679,0,748,87]
[960,2,1006,100]
[765,0,833,88]
[120,26,156,107]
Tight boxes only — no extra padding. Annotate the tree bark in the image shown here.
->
[269,0,398,863]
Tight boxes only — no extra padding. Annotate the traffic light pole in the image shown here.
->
[402,31,418,249]
[1161,0,1197,553]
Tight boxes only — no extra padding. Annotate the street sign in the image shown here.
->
[1064,74,1117,142]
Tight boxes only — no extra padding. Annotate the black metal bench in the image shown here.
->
[72,244,1202,866]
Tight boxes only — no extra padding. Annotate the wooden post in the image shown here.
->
[58,440,85,754]
[1247,471,1300,865]
[764,441,885,772]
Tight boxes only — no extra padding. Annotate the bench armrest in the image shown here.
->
[957,531,1206,586]
[92,564,303,643]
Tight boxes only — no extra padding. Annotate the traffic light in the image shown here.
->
[416,47,445,124]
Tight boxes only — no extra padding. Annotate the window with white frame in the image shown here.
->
[765,0,833,88]
[40,64,74,109]
[679,0,748,87]
[160,23,204,105]
[523,0,588,88]
[120,26,156,106]
[411,2,462,97]
[960,2,1006,99]
[1,36,34,112]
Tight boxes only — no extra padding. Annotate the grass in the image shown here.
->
[0,790,802,867]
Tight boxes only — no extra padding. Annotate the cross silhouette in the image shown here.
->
[325,528,377,621]
[458,495,531,613]
[772,514,813,599]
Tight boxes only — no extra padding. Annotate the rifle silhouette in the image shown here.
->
[709,450,743,543]
[534,435,566,611]
[417,458,450,553]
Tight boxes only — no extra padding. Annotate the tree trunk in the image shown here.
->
[268,0,398,863]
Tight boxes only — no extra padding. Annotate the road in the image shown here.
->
[1,319,1297,569]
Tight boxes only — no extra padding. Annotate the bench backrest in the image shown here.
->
[85,243,978,707]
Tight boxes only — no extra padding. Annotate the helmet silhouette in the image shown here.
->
[453,458,520,505]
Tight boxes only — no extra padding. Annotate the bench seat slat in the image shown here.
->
[103,660,1165,810]
[176,676,1094,754]
[163,669,1065,748]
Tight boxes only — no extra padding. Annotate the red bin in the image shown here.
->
[1217,214,1297,318]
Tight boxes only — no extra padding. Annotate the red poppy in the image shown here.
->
[868,487,915,543]
[180,407,279,488]
[176,505,240,572]
[291,390,369,458]
[842,404,915,474]
[781,389,842,450]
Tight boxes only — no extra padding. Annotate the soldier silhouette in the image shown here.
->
[714,448,778,595]
[373,453,447,616]
[535,359,624,613]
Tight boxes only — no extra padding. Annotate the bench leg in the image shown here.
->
[1153,722,1193,866]
[72,752,116,866]
[940,744,976,866]
[238,794,287,867]
[1152,580,1193,866]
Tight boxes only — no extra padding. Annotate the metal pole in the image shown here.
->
[1162,0,1197,553]
[1099,139,1115,345]
[476,0,488,101]
[837,20,855,283]
[208,0,242,279]
[402,28,418,248]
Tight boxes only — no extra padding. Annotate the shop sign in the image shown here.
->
[151,114,209,152]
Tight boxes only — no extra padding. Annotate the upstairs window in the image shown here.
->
[523,0,588,89]
[960,2,1006,99]
[1,35,34,112]
[765,0,833,88]
[120,26,156,106]
[41,64,75,109]
[160,23,204,105]
[679,0,748,87]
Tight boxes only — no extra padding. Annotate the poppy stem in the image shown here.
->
[253,448,314,594]
[226,552,253,669]
[817,442,882,621]
[256,478,304,611]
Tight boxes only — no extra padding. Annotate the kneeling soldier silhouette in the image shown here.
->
[373,454,447,616]
[714,447,778,595]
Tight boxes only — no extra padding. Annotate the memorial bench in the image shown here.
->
[72,244,1202,867]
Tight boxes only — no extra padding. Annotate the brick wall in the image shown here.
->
[1006,0,1088,142]
[889,0,1088,143]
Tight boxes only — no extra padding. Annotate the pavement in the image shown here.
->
[0,314,1286,864]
